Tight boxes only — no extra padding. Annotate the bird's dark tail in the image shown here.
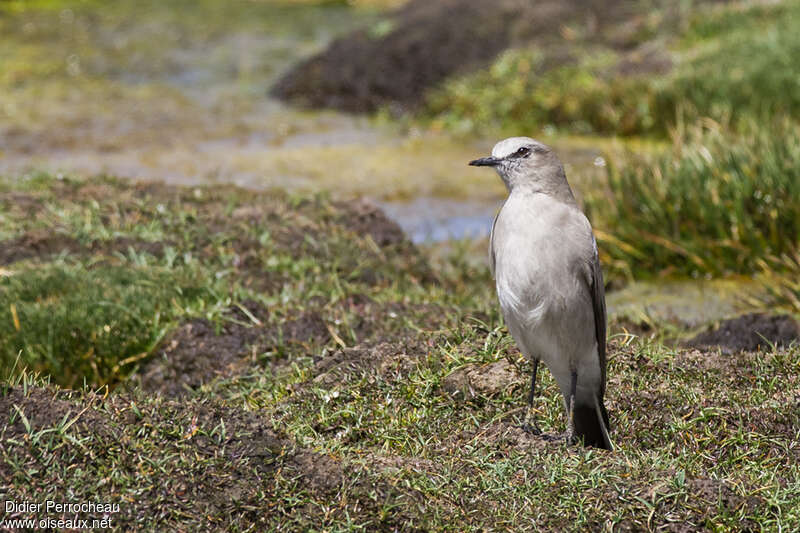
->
[573,398,612,450]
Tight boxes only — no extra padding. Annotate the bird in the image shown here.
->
[469,137,612,450]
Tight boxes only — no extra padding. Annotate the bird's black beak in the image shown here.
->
[469,156,500,167]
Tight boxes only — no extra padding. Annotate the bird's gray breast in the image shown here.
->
[491,193,595,359]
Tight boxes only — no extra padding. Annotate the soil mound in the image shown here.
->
[271,0,626,112]
[686,313,800,354]
[336,198,407,247]
[136,302,330,396]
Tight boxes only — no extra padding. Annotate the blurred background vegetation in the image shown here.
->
[424,1,800,137]
[416,0,800,301]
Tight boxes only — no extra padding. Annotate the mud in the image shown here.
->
[686,313,800,354]
[136,302,330,396]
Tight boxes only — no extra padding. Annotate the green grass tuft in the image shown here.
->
[589,123,800,278]
[0,263,219,387]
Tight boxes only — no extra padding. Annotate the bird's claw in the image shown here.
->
[519,422,542,435]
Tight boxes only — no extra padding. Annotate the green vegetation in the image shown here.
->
[587,123,800,278]
[0,264,218,387]
[423,1,800,137]
[425,48,661,136]
[1,175,798,530]
[0,174,447,388]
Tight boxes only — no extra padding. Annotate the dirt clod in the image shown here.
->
[337,198,407,247]
[442,360,521,401]
[686,313,800,354]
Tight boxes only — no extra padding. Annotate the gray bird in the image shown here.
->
[470,137,612,450]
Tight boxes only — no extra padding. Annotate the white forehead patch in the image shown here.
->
[491,136,539,159]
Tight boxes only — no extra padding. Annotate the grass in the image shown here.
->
[0,173,448,388]
[421,0,800,138]
[424,47,662,136]
[1,174,799,530]
[586,122,800,279]
[0,264,217,388]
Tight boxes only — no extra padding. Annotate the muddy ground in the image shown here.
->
[686,312,800,354]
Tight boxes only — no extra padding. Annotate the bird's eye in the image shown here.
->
[514,146,531,158]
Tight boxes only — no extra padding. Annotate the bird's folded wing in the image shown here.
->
[588,236,607,394]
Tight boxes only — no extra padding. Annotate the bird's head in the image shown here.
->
[469,137,570,199]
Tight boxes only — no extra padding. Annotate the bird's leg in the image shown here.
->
[566,370,577,445]
[521,358,541,435]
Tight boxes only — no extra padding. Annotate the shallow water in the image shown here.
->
[379,198,501,243]
[607,278,763,330]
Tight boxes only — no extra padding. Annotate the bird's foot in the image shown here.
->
[519,422,542,435]
[519,407,541,435]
